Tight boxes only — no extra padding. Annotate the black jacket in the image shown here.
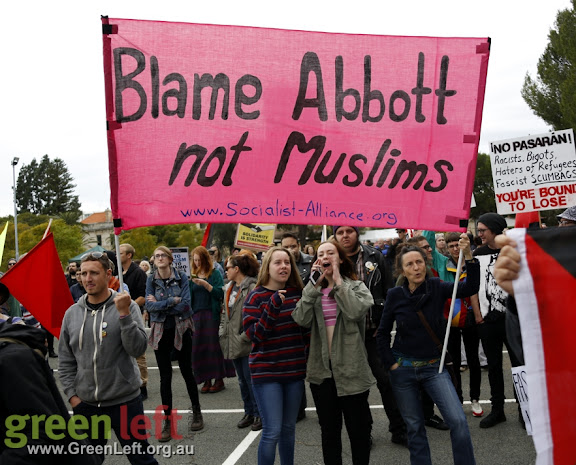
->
[360,244,394,328]
[0,324,98,465]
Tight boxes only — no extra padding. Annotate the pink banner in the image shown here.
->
[102,18,490,232]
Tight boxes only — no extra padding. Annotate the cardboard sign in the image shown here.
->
[490,129,576,215]
[512,365,532,435]
[234,223,276,252]
[170,247,190,278]
[103,18,490,232]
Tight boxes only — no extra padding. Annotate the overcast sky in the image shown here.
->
[0,0,571,217]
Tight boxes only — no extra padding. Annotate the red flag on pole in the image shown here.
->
[0,232,73,338]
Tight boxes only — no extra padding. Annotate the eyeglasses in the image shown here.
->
[559,219,576,226]
[208,250,215,255]
[477,228,488,234]
[154,253,168,259]
[8,262,16,267]
[448,243,460,249]
[81,251,107,261]
[226,266,235,270]
[421,245,432,250]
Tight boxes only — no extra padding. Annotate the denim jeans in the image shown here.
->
[232,356,259,417]
[252,380,304,465]
[310,378,372,465]
[72,396,158,465]
[389,363,476,465]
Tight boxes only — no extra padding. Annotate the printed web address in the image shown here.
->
[181,200,398,224]
[27,441,194,458]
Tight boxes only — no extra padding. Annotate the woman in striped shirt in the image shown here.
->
[242,246,306,465]
[292,240,375,465]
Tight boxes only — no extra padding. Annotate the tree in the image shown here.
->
[17,219,84,268]
[522,0,576,130]
[16,155,81,216]
[470,153,497,218]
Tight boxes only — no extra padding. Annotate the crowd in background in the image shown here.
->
[1,205,575,464]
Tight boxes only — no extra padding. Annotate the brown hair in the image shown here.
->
[445,232,461,244]
[316,240,357,280]
[256,247,303,290]
[228,253,260,278]
[154,246,173,264]
[394,245,427,278]
[191,246,213,276]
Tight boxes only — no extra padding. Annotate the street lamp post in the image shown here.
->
[11,157,19,260]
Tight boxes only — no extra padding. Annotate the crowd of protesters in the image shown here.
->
[1,205,575,464]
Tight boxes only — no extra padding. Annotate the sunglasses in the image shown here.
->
[81,251,107,261]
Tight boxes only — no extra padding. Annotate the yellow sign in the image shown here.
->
[234,223,276,252]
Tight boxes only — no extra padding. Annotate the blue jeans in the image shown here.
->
[252,380,304,465]
[389,363,476,465]
[232,357,259,417]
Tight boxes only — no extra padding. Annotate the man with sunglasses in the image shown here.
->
[59,252,158,464]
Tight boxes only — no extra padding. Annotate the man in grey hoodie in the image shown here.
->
[58,252,158,465]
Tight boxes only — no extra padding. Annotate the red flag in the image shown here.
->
[0,232,73,338]
[509,226,576,465]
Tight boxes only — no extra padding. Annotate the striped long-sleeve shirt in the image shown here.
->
[242,286,307,384]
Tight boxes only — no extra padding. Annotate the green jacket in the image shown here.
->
[292,279,375,397]
[219,276,256,359]
[422,230,453,283]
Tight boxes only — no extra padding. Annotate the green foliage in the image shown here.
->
[522,1,576,131]
[119,224,206,260]
[470,153,497,218]
[16,155,81,216]
[2,215,84,270]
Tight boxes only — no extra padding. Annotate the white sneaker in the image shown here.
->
[471,400,484,417]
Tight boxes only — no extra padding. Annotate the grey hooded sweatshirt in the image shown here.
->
[58,290,147,407]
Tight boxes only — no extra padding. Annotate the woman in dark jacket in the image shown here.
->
[377,234,479,465]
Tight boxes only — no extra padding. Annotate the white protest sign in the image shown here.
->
[489,129,576,215]
[511,365,532,435]
[170,247,190,278]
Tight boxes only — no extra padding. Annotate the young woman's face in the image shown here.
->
[267,251,291,288]
[401,251,427,287]
[139,262,149,272]
[193,254,201,269]
[316,242,342,273]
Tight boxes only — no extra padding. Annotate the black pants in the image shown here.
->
[477,316,521,409]
[448,325,482,402]
[154,328,199,415]
[365,332,406,434]
[310,378,372,465]
[73,396,158,465]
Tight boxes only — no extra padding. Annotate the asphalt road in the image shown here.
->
[50,343,536,465]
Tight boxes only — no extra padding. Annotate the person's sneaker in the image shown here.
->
[471,399,483,417]
[237,414,254,429]
[251,417,262,431]
[391,432,408,447]
[479,409,506,428]
[425,414,449,430]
